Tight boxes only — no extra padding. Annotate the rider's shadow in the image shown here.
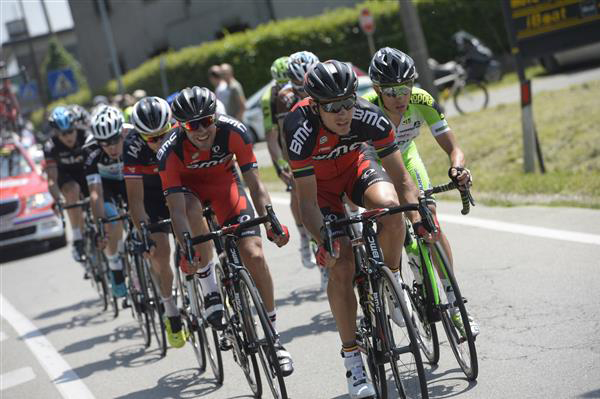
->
[279,310,336,344]
[275,286,326,309]
[423,365,478,398]
[113,368,225,399]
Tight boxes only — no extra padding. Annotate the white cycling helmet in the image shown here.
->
[131,96,171,136]
[91,106,124,141]
[287,51,319,82]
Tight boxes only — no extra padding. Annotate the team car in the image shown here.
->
[0,139,65,249]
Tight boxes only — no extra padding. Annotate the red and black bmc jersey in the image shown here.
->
[157,115,258,197]
[283,97,398,181]
[43,129,93,172]
[122,131,163,191]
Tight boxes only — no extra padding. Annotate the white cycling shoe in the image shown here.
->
[343,350,376,399]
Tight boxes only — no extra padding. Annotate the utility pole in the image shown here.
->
[17,0,47,108]
[98,0,124,94]
[39,0,53,34]
[397,0,438,100]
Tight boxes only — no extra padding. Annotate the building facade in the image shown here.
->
[68,0,358,90]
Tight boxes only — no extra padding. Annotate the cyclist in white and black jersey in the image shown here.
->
[84,106,131,298]
[124,96,187,348]
[43,106,94,264]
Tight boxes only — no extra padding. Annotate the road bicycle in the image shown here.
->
[430,58,489,114]
[183,204,288,398]
[59,198,113,314]
[323,200,433,399]
[401,182,479,380]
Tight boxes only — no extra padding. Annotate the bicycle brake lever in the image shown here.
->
[265,204,283,235]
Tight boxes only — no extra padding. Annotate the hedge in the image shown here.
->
[33,0,508,128]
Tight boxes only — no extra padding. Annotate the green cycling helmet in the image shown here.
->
[270,56,290,84]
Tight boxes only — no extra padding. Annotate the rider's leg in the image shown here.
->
[238,236,275,313]
[61,181,84,233]
[183,193,214,268]
[149,232,173,302]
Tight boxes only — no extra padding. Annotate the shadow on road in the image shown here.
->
[112,368,230,399]
[275,285,326,309]
[279,310,336,345]
[424,364,478,398]
[60,323,141,355]
[21,306,112,339]
[578,388,600,398]
[0,241,63,263]
[35,298,100,320]
[55,342,163,383]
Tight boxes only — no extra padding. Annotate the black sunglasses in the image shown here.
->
[183,114,215,131]
[319,94,357,113]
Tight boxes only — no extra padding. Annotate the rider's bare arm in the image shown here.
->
[294,174,324,244]
[242,168,272,218]
[124,177,148,232]
[380,151,421,223]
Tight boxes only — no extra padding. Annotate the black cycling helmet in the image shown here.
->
[170,86,216,122]
[304,60,358,102]
[131,96,172,136]
[369,47,418,85]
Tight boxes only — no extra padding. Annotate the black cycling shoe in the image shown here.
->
[219,335,233,351]
[204,291,225,330]
[72,239,85,262]
[274,340,294,377]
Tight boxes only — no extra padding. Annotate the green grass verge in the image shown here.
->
[259,80,600,209]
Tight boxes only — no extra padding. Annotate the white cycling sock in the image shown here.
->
[107,253,123,271]
[161,296,179,317]
[197,261,218,295]
[72,228,82,241]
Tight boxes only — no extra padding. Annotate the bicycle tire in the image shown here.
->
[433,243,478,380]
[379,266,429,398]
[363,329,387,399]
[216,263,262,397]
[145,263,167,357]
[87,239,109,311]
[100,254,119,318]
[453,81,489,114]
[238,269,288,399]
[180,271,207,371]
[194,275,224,385]
[128,252,151,347]
[406,245,440,365]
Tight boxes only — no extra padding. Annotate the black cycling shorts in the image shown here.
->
[57,168,89,197]
[144,189,171,234]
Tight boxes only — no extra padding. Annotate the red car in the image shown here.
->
[0,139,65,249]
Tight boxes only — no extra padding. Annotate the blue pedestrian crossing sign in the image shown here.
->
[18,81,39,102]
[48,68,78,99]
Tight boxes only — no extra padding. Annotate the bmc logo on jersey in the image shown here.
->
[156,132,178,160]
[313,142,361,160]
[218,115,247,132]
[187,154,232,169]
[353,109,388,132]
[289,120,313,155]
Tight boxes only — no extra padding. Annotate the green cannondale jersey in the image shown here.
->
[261,81,277,134]
[362,87,450,153]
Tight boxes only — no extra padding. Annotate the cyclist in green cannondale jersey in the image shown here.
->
[365,47,479,337]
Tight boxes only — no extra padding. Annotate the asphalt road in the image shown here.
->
[1,195,599,399]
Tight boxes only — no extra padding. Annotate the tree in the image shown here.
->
[41,37,87,102]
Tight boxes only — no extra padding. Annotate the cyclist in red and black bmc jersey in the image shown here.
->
[284,60,430,399]
[124,96,188,349]
[44,106,94,263]
[158,86,294,376]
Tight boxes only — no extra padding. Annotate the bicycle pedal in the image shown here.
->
[122,299,131,309]
[219,337,233,351]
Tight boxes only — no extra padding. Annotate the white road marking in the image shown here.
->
[270,196,600,245]
[0,367,36,391]
[0,294,95,399]
[0,331,7,341]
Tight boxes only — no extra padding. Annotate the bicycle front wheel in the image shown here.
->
[238,269,288,399]
[433,243,478,380]
[379,266,429,399]
[127,253,151,347]
[216,264,262,396]
[194,275,224,385]
[453,81,489,114]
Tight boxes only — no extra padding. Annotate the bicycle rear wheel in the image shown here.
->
[194,275,224,385]
[379,266,429,399]
[238,269,287,399]
[433,243,478,380]
[87,241,109,311]
[216,264,262,396]
[100,254,119,318]
[453,81,489,114]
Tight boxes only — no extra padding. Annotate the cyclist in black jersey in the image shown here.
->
[43,106,94,264]
[85,106,131,298]
[124,96,187,348]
